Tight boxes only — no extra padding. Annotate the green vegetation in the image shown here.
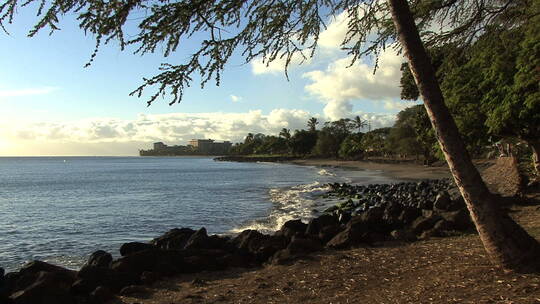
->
[401,13,540,175]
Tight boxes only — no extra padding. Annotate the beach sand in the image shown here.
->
[290,158,452,180]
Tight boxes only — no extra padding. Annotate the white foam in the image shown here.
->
[317,169,335,176]
[230,182,331,234]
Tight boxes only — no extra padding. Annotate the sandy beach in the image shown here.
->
[290,158,453,180]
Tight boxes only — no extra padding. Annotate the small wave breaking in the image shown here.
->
[230,182,331,234]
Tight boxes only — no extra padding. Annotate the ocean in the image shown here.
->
[0,156,397,272]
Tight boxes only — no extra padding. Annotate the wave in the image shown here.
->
[230,181,331,234]
[317,169,335,176]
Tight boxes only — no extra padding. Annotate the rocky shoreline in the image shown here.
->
[0,178,476,304]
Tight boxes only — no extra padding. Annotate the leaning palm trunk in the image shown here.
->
[387,0,540,272]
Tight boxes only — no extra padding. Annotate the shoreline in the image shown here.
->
[288,158,452,181]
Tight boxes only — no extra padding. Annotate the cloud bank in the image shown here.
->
[0,109,397,156]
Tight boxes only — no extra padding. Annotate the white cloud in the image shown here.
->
[302,46,405,120]
[251,51,312,75]
[230,95,242,103]
[0,87,58,98]
[0,110,315,156]
[319,11,350,50]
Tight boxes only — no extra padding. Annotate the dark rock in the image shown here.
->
[318,225,342,243]
[382,202,403,226]
[8,271,75,304]
[72,265,139,294]
[90,286,114,303]
[305,214,339,235]
[5,261,76,298]
[398,207,422,225]
[85,250,112,268]
[152,228,196,250]
[433,192,452,212]
[111,249,187,276]
[440,209,474,231]
[287,236,323,255]
[19,261,76,279]
[120,242,156,256]
[275,219,307,240]
[231,230,287,263]
[269,236,322,266]
[326,225,368,249]
[411,215,442,235]
[140,271,160,285]
[432,219,454,235]
[183,228,210,250]
[182,228,231,251]
[390,229,417,242]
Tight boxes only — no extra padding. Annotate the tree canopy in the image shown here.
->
[1,0,535,106]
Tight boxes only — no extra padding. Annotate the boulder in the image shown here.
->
[269,235,323,266]
[72,265,139,294]
[231,230,287,263]
[411,215,442,235]
[433,192,452,212]
[390,229,417,242]
[85,250,112,268]
[381,202,403,226]
[111,249,185,276]
[182,228,231,251]
[90,286,114,304]
[275,219,307,240]
[151,228,196,250]
[326,225,367,249]
[5,261,76,297]
[120,242,156,256]
[318,224,342,243]
[140,271,160,285]
[440,209,474,231]
[305,214,339,236]
[398,207,422,225]
[287,236,323,255]
[9,271,75,304]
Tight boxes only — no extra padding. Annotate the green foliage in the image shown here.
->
[307,117,319,132]
[338,133,364,160]
[290,130,318,156]
[360,127,390,157]
[314,119,356,157]
[3,0,533,106]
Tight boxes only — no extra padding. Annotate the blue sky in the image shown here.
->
[0,6,418,156]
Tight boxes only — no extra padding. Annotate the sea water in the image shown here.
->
[0,156,397,271]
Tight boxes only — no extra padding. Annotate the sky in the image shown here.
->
[0,6,419,156]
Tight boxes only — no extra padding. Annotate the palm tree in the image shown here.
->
[353,115,367,132]
[307,117,319,132]
[279,128,291,140]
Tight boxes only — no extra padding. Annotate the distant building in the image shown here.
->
[154,142,167,150]
[140,139,231,156]
[188,139,232,154]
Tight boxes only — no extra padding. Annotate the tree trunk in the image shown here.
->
[529,140,540,178]
[387,0,540,272]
